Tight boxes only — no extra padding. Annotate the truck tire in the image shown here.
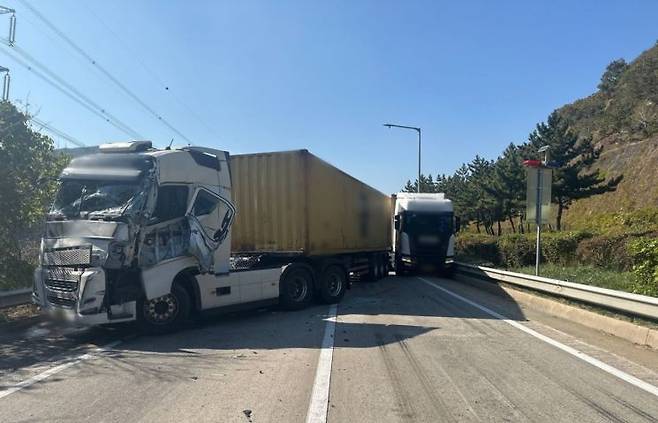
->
[395,256,406,276]
[280,264,314,310]
[137,283,191,334]
[379,256,388,279]
[366,255,382,282]
[318,265,347,304]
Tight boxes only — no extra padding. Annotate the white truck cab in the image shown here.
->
[392,192,455,275]
[33,141,344,332]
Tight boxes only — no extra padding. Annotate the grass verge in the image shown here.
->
[513,264,637,293]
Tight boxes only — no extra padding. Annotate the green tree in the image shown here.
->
[402,173,438,193]
[525,111,622,230]
[485,143,525,233]
[598,59,628,94]
[0,101,68,289]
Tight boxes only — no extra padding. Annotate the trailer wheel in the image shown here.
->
[138,283,191,334]
[379,256,388,279]
[366,255,381,282]
[280,264,314,310]
[318,265,347,304]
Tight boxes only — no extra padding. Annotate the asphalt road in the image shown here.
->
[1,275,657,423]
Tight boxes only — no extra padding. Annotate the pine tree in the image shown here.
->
[525,111,623,230]
[485,144,525,233]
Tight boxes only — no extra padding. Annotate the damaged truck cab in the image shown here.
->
[33,141,276,331]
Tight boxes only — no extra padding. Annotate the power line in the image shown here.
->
[30,116,85,147]
[81,4,223,142]
[20,0,194,145]
[0,42,143,139]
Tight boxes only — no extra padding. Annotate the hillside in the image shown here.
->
[559,41,658,227]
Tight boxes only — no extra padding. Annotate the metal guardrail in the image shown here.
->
[454,262,658,320]
[0,288,32,309]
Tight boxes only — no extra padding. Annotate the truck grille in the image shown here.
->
[45,278,79,292]
[47,295,76,308]
[44,267,80,293]
[43,246,92,266]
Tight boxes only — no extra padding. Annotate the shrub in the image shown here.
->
[498,234,534,268]
[541,231,592,265]
[576,234,634,271]
[627,237,658,296]
[455,233,500,265]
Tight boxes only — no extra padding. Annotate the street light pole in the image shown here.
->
[383,123,422,193]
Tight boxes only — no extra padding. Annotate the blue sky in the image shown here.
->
[1,1,657,194]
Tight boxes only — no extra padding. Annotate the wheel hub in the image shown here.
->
[145,294,178,324]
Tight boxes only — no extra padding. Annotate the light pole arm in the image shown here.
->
[383,123,422,193]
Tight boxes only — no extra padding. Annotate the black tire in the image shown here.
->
[279,264,314,310]
[317,265,347,304]
[438,263,455,278]
[365,256,377,282]
[379,256,388,279]
[395,256,406,276]
[137,283,191,334]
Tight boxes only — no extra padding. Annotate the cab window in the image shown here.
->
[152,185,189,221]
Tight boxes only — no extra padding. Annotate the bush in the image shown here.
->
[0,254,35,291]
[627,237,658,296]
[541,231,592,265]
[498,234,534,268]
[455,233,500,265]
[575,234,634,271]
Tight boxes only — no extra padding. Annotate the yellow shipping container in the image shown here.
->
[230,150,392,256]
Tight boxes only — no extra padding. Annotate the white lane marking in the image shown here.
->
[305,304,338,423]
[417,277,658,398]
[0,340,122,400]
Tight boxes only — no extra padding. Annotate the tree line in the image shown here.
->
[403,111,623,234]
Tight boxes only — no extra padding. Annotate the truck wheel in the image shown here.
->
[395,257,406,276]
[318,265,347,304]
[280,265,313,310]
[366,255,380,282]
[379,256,388,279]
[138,283,191,334]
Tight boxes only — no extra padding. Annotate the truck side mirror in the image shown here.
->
[454,216,461,233]
[394,215,400,230]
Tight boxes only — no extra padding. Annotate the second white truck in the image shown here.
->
[392,192,455,275]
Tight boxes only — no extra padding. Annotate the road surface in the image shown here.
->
[1,275,657,422]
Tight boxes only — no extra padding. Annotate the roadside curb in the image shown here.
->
[454,274,658,350]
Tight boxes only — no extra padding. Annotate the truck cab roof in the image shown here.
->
[394,192,453,214]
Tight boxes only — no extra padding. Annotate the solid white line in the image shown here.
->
[417,277,658,398]
[305,304,338,423]
[0,340,122,400]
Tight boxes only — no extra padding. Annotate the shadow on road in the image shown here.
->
[0,275,526,385]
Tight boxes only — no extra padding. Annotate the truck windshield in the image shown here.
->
[403,212,453,235]
[50,180,144,219]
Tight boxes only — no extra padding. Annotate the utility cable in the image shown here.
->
[82,4,223,142]
[0,42,143,139]
[20,0,194,145]
[30,116,86,147]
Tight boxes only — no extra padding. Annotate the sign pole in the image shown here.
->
[535,169,542,276]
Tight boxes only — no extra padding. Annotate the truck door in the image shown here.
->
[187,187,235,273]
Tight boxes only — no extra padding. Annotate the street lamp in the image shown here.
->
[383,123,422,193]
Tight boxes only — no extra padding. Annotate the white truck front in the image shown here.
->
[392,192,455,275]
[32,141,246,331]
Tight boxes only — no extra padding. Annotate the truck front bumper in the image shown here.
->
[33,266,136,325]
